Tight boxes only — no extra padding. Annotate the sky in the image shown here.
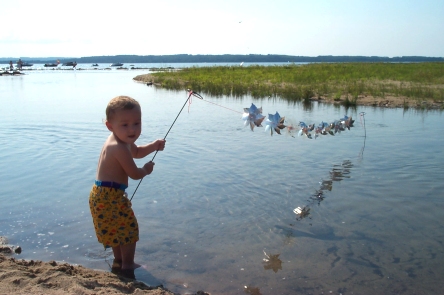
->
[1,0,443,58]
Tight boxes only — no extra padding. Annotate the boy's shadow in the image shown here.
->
[134,266,164,287]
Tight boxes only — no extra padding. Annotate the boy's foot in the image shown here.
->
[119,268,136,280]
[111,259,122,274]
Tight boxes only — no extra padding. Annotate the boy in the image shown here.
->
[89,95,165,278]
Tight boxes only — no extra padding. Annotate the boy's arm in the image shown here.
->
[114,144,151,180]
[132,139,166,159]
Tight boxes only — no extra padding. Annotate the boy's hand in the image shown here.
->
[156,139,166,151]
[143,161,155,175]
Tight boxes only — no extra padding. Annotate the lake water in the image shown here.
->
[1,66,444,295]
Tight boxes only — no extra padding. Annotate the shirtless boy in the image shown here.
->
[89,95,166,278]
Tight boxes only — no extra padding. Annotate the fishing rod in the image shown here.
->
[130,89,204,201]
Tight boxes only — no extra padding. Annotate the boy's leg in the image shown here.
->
[112,245,122,260]
[111,246,123,272]
[110,243,140,279]
[120,242,140,270]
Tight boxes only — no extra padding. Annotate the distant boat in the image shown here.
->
[91,63,99,67]
[62,62,77,66]
[44,60,60,67]
[18,62,33,67]
[110,63,123,67]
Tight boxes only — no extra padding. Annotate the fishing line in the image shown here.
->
[130,90,201,201]
[359,112,366,137]
[186,88,243,114]
[358,112,367,159]
[199,98,243,114]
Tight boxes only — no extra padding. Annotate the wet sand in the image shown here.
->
[0,237,209,295]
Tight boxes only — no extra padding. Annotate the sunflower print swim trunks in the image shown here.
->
[89,184,139,248]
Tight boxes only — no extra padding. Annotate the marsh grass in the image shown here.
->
[134,62,444,106]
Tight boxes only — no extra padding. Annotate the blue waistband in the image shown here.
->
[95,180,128,191]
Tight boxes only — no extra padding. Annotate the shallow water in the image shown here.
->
[1,67,444,295]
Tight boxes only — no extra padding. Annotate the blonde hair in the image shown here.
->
[106,96,140,121]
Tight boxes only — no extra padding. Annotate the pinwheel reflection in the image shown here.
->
[262,250,283,273]
[293,206,311,220]
[244,285,262,295]
[292,160,354,222]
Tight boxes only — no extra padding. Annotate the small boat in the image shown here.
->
[44,60,60,67]
[110,63,123,67]
[62,61,77,66]
[91,63,99,67]
[18,62,33,67]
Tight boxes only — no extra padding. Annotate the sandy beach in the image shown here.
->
[0,237,208,295]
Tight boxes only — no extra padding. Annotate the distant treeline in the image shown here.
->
[1,54,443,64]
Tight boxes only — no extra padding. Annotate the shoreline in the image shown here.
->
[0,237,208,295]
[3,64,443,110]
[133,78,444,110]
[133,63,444,110]
[0,66,175,74]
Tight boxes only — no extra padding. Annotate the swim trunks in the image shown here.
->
[89,182,139,249]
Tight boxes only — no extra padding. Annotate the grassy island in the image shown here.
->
[134,62,444,109]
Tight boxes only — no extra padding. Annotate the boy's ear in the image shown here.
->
[105,120,113,132]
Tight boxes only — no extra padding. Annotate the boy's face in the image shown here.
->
[106,107,142,144]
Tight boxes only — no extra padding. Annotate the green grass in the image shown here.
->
[133,62,444,105]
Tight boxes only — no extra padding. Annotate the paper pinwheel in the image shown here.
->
[340,115,355,130]
[283,118,298,137]
[264,112,286,136]
[242,103,265,131]
[298,121,313,139]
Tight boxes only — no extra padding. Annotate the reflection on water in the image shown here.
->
[291,112,365,226]
[244,249,284,295]
[245,285,262,295]
[292,159,354,222]
[262,251,283,273]
[302,99,313,111]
